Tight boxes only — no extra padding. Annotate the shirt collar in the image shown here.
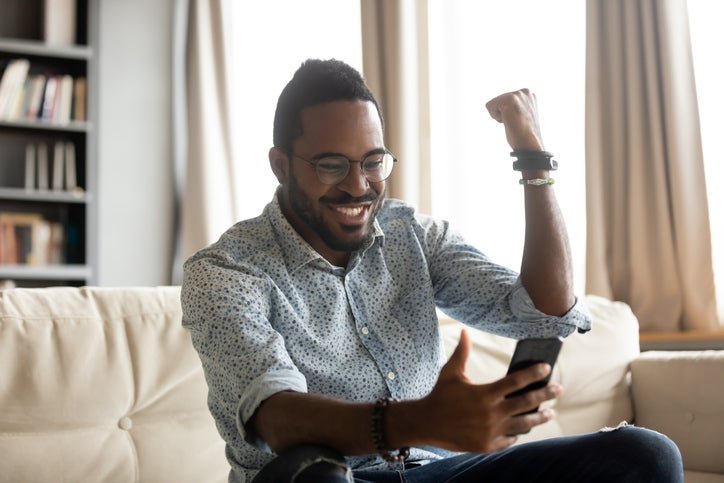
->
[266,187,385,272]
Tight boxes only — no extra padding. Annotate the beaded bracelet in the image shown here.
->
[519,177,555,186]
[371,397,410,463]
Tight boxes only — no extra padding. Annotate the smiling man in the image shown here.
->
[181,59,683,483]
[271,100,387,265]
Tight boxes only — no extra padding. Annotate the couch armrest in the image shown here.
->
[631,350,724,474]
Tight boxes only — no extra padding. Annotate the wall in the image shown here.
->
[97,0,174,286]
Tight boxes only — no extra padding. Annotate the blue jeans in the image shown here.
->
[251,425,683,483]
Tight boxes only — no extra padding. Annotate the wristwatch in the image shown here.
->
[511,150,558,171]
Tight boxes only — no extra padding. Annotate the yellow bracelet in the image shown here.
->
[519,178,555,186]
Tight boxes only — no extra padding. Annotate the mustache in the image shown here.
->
[320,192,380,204]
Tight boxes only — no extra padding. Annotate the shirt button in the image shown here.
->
[387,371,396,381]
[361,326,369,335]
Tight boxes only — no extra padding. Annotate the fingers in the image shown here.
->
[484,88,543,151]
[502,382,561,417]
[439,329,471,379]
[485,88,534,122]
[490,362,551,396]
[503,408,557,437]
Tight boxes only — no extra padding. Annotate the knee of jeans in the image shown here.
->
[615,426,684,478]
[287,445,352,483]
[294,460,353,483]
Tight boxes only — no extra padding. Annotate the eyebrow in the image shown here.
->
[311,148,386,161]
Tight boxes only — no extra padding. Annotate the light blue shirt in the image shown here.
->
[181,193,591,482]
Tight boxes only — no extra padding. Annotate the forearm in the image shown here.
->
[520,169,575,315]
[250,391,427,455]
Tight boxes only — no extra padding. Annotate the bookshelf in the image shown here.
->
[0,0,96,287]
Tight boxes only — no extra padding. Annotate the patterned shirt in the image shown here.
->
[181,193,591,482]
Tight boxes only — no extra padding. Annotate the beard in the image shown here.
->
[286,174,385,253]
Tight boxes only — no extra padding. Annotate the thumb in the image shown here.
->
[441,329,471,378]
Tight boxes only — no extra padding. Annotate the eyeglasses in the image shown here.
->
[292,150,397,185]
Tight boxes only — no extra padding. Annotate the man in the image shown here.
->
[182,59,683,482]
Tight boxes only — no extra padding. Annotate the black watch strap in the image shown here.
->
[511,150,558,171]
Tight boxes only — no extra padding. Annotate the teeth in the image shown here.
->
[336,206,364,216]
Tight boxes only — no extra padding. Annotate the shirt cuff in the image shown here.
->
[510,278,592,335]
[236,368,308,451]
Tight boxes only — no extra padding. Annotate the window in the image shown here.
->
[227,1,362,221]
[427,0,587,293]
[688,0,724,322]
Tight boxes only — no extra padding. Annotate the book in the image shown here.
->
[48,222,65,264]
[44,0,77,46]
[25,144,36,190]
[36,143,48,190]
[0,221,18,264]
[26,75,48,120]
[52,141,64,190]
[55,75,73,124]
[6,77,30,120]
[64,142,77,190]
[37,143,49,190]
[72,77,87,121]
[0,58,31,119]
[0,212,45,265]
[40,75,59,122]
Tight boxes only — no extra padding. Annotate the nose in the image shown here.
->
[336,163,370,196]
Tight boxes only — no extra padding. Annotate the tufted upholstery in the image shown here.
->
[0,287,228,483]
[0,287,722,482]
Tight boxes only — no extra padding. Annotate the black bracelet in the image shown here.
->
[371,397,410,463]
[511,150,558,171]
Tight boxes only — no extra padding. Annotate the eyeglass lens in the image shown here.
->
[316,153,395,184]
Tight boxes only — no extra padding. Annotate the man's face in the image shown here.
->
[276,100,387,264]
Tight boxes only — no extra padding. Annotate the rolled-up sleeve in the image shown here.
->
[181,251,307,448]
[418,214,591,338]
[509,278,591,335]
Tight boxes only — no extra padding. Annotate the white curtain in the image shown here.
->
[172,0,238,282]
[360,0,432,213]
[585,0,718,331]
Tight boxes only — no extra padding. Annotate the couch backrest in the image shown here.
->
[0,286,229,483]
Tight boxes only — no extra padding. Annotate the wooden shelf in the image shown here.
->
[0,119,90,133]
[640,330,724,351]
[0,264,91,281]
[0,187,90,204]
[0,38,92,60]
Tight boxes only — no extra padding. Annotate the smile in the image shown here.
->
[335,206,364,216]
[329,203,372,224]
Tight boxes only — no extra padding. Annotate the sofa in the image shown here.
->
[0,286,722,483]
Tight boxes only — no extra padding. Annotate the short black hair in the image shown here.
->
[272,59,383,154]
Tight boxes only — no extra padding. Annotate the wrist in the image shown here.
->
[520,169,550,180]
[383,398,426,450]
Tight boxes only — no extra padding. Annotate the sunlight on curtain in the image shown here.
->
[226,1,362,221]
[688,0,724,323]
[427,0,587,294]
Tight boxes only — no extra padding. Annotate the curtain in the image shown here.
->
[585,0,718,331]
[171,0,237,283]
[360,0,432,213]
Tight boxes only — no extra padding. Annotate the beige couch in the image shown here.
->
[0,287,722,483]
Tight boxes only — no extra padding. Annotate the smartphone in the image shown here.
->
[505,337,563,411]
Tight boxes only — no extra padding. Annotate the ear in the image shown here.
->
[269,147,289,184]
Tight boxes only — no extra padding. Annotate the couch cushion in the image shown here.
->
[439,294,639,443]
[0,286,229,483]
[632,350,724,475]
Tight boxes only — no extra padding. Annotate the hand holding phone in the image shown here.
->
[505,337,563,413]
